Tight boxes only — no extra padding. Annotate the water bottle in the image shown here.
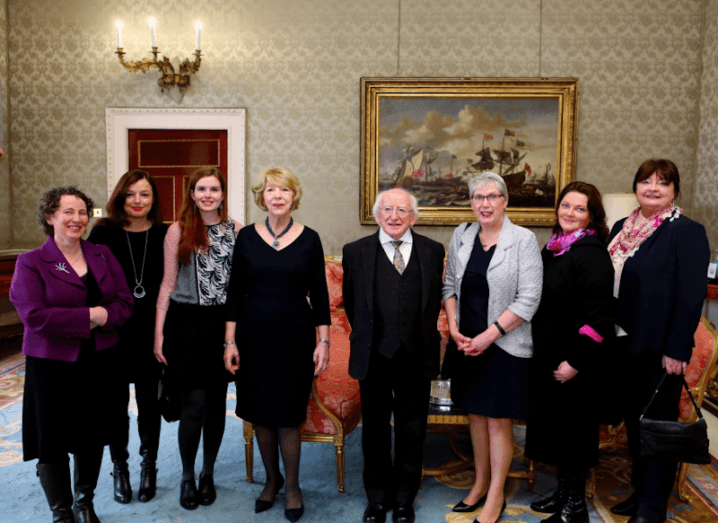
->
[708,249,718,283]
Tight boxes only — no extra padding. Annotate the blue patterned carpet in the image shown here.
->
[1,353,717,522]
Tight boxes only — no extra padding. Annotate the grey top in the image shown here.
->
[443,217,543,358]
[169,221,236,306]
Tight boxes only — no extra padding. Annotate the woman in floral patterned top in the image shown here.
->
[154,167,242,511]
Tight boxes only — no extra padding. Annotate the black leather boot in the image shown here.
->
[531,469,567,513]
[37,461,77,523]
[542,469,588,523]
[72,448,103,523]
[111,462,132,504]
[137,461,157,502]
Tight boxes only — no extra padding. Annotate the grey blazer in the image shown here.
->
[442,217,542,358]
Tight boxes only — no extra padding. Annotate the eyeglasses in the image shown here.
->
[472,194,504,203]
[380,206,413,217]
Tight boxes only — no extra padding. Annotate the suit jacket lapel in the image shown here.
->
[487,217,512,272]
[39,237,85,289]
[362,232,380,315]
[414,235,431,313]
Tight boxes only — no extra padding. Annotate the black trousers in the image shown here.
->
[109,378,162,464]
[624,350,683,521]
[359,348,431,506]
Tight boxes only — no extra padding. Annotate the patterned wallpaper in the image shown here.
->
[1,0,714,255]
[696,0,718,254]
[0,0,9,250]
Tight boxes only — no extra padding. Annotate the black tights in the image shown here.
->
[256,425,303,509]
[178,385,227,480]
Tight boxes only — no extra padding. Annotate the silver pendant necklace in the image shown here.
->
[265,216,293,249]
[126,229,149,299]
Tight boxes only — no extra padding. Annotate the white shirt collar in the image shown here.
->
[379,227,413,246]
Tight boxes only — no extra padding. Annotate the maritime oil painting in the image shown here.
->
[360,78,580,226]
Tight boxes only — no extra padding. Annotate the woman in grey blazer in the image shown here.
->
[443,172,542,523]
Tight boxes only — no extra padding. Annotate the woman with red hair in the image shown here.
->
[154,167,242,510]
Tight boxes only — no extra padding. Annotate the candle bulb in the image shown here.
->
[195,21,202,51]
[149,17,157,47]
[116,21,123,48]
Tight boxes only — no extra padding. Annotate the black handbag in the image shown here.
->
[158,370,182,423]
[638,372,710,465]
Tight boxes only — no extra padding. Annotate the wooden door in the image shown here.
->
[128,129,228,223]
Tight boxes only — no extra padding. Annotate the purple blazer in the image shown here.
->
[9,237,133,362]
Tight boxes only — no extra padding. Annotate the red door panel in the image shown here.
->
[128,129,228,224]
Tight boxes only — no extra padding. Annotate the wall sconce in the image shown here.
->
[114,18,202,100]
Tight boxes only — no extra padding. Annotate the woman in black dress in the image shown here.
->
[10,187,133,523]
[154,167,242,510]
[224,166,330,523]
[525,182,614,523]
[443,173,542,523]
[88,170,167,504]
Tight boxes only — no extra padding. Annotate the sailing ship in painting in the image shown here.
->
[380,129,556,208]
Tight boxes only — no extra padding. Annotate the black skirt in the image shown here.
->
[23,344,125,461]
[448,341,530,420]
[162,300,232,391]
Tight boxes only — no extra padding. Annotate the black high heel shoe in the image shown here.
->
[254,475,285,513]
[285,504,304,522]
[452,492,488,512]
[137,462,157,503]
[472,500,506,523]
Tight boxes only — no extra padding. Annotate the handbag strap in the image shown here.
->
[639,371,704,421]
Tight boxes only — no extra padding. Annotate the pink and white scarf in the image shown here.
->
[608,204,681,297]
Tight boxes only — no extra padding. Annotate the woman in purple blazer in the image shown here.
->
[10,186,133,523]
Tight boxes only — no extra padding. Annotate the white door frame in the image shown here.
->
[105,108,246,222]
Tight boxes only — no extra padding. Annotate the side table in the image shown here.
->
[423,402,536,491]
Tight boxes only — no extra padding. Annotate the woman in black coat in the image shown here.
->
[607,160,709,523]
[526,182,615,523]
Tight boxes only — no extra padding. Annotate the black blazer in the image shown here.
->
[342,231,445,381]
[611,213,710,362]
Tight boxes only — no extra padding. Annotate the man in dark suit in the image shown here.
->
[342,188,445,523]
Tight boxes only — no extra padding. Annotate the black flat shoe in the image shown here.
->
[254,475,285,513]
[285,504,305,522]
[453,492,488,512]
[179,478,199,510]
[363,502,388,523]
[393,503,415,523]
[611,492,639,516]
[198,474,216,506]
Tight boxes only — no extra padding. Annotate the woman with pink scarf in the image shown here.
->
[526,181,615,523]
[607,159,709,523]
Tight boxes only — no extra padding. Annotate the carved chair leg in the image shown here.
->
[243,421,254,483]
[676,462,690,503]
[334,442,345,493]
[526,458,536,493]
[586,467,596,500]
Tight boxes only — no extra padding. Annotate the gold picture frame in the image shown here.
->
[360,77,580,226]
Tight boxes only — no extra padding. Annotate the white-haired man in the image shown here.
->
[342,188,445,523]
